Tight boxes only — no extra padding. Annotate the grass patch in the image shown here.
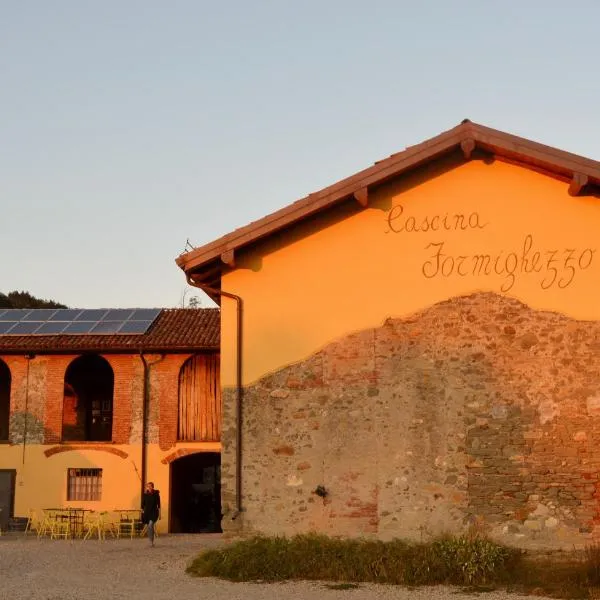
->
[187,534,600,598]
[186,532,519,586]
[324,583,360,590]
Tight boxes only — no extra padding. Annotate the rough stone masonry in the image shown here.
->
[220,292,600,549]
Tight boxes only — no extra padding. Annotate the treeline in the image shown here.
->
[0,291,67,309]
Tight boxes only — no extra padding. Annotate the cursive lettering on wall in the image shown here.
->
[385,204,488,234]
[421,234,595,292]
[383,204,596,292]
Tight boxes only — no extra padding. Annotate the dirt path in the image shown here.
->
[0,533,546,600]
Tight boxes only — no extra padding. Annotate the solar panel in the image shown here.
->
[49,309,83,321]
[35,321,69,335]
[75,309,108,321]
[23,309,58,321]
[103,309,134,321]
[90,321,124,334]
[118,320,155,334]
[0,322,18,334]
[0,309,32,320]
[63,321,98,334]
[0,308,161,336]
[130,309,161,321]
[9,321,42,334]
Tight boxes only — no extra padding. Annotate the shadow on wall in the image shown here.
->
[227,291,600,543]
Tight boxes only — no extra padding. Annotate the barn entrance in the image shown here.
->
[169,452,221,533]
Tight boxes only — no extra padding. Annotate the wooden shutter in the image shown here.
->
[178,354,221,441]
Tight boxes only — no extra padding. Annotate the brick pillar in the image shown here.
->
[157,354,191,451]
[43,355,74,444]
[104,355,138,445]
[2,355,28,444]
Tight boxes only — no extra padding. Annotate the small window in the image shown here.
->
[67,468,102,501]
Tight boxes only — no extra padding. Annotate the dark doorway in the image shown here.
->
[0,360,10,442]
[170,452,221,533]
[0,470,16,529]
[63,354,114,441]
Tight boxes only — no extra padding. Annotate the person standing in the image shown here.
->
[141,481,161,546]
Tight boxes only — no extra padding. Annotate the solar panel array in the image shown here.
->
[0,308,162,336]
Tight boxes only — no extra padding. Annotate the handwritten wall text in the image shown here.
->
[384,204,596,291]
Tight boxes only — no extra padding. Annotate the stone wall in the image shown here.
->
[221,292,600,549]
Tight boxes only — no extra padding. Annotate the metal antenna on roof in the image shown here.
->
[183,238,196,252]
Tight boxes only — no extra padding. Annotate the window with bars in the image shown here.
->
[67,468,102,501]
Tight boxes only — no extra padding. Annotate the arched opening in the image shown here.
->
[0,359,11,441]
[177,354,221,442]
[169,452,221,533]
[62,355,114,442]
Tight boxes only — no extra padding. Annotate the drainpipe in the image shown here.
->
[21,354,34,465]
[139,351,165,500]
[186,274,243,520]
[139,352,149,499]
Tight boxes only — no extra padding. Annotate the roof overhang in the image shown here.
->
[176,120,600,291]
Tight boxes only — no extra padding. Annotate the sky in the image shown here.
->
[1,1,600,309]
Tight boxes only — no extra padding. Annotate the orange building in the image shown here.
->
[177,121,600,549]
[0,308,221,534]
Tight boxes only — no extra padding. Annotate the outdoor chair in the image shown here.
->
[83,511,108,541]
[117,511,142,539]
[49,511,70,540]
[24,509,40,536]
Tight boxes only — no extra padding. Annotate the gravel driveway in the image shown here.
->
[0,533,546,600]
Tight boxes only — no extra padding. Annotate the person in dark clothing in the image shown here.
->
[141,481,161,546]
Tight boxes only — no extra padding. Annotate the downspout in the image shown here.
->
[186,274,244,520]
[139,351,149,499]
[139,351,165,500]
[22,353,34,465]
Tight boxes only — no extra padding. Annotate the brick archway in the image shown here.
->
[161,448,214,465]
[44,445,128,459]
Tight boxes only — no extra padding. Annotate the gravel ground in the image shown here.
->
[0,533,547,600]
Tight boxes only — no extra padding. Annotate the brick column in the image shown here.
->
[43,355,74,444]
[104,354,139,445]
[156,354,191,451]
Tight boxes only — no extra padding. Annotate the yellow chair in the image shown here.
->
[49,511,70,540]
[37,510,54,538]
[24,509,40,536]
[83,511,105,541]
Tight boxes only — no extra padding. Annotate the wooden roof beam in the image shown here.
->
[568,172,589,196]
[353,187,368,207]
[460,138,476,160]
[220,249,235,267]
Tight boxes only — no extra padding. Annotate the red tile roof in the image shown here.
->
[0,308,219,354]
[176,119,600,290]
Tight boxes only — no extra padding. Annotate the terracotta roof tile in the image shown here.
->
[0,308,219,354]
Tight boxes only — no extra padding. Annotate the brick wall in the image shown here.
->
[0,351,207,447]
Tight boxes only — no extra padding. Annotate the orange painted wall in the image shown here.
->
[220,158,600,386]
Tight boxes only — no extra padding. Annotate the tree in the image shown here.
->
[0,290,67,309]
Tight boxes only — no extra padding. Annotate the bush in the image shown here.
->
[186,532,521,586]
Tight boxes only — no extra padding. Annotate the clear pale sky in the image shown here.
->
[2,1,599,309]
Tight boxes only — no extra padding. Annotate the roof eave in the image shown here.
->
[176,120,600,279]
[0,345,219,356]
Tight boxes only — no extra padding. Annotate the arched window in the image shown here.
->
[62,355,114,442]
[177,354,220,441]
[0,359,11,441]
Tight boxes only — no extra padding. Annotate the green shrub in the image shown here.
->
[186,532,520,586]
